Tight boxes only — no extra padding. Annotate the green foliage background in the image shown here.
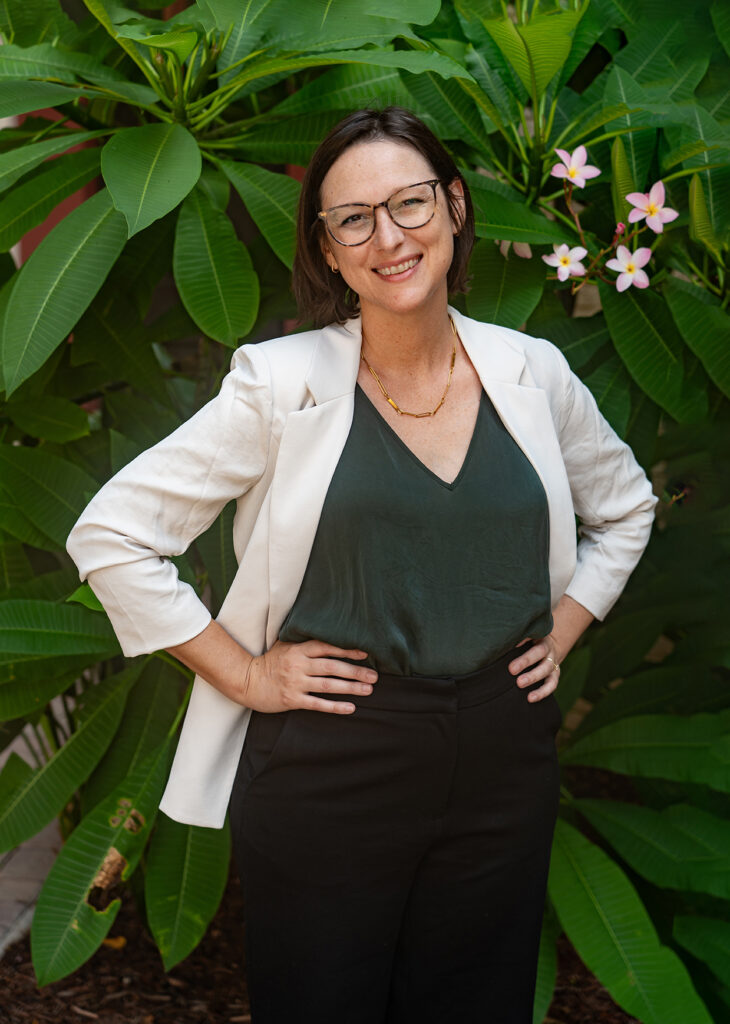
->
[0,0,728,1020]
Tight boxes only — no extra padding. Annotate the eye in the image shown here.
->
[341,212,368,226]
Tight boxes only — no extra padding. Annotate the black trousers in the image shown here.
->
[229,646,561,1024]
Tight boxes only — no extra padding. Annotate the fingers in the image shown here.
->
[308,657,377,685]
[509,637,560,702]
[303,641,369,661]
[300,695,358,715]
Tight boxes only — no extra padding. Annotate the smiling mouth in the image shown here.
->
[374,255,422,276]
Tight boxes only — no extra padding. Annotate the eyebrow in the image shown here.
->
[322,179,437,211]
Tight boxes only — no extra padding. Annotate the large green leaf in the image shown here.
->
[173,187,259,345]
[402,70,489,153]
[466,239,545,329]
[575,799,730,899]
[0,671,77,719]
[603,67,658,190]
[0,599,118,666]
[562,709,730,793]
[0,0,75,46]
[575,664,724,737]
[549,819,713,1024]
[0,446,98,548]
[6,395,90,442]
[1,188,127,395]
[463,43,520,131]
[469,182,567,244]
[0,42,154,97]
[599,282,708,424]
[102,123,202,237]
[675,105,730,243]
[271,63,411,117]
[0,538,31,594]
[71,294,168,402]
[220,160,299,270]
[583,353,631,438]
[0,665,139,853]
[663,278,730,399]
[481,7,585,99]
[610,135,634,229]
[530,314,610,373]
[31,739,171,985]
[0,489,56,550]
[712,0,730,60]
[0,130,105,196]
[227,46,473,99]
[0,147,101,253]
[82,660,183,813]
[145,813,231,969]
[674,916,730,988]
[233,110,347,165]
[0,80,96,118]
[688,172,725,262]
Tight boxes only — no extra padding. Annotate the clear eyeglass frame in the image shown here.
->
[318,179,441,247]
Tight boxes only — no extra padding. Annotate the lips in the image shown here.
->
[374,255,422,276]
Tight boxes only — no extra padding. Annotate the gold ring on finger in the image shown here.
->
[546,656,560,673]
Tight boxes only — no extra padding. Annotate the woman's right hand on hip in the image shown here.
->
[242,640,377,714]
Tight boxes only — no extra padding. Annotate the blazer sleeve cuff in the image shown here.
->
[86,562,213,658]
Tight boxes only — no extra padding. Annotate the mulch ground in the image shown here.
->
[1,869,637,1024]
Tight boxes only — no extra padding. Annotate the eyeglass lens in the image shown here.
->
[327,182,436,244]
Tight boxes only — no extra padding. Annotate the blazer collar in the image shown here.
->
[304,307,527,406]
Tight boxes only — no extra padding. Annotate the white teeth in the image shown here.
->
[375,257,420,276]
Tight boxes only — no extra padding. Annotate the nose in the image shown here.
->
[371,205,405,249]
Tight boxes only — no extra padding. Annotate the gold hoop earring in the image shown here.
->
[330,264,339,274]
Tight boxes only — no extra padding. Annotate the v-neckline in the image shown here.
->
[355,384,485,491]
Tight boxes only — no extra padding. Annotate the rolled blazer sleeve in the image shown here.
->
[66,346,273,657]
[546,344,657,620]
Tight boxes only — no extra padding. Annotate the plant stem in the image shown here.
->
[535,198,580,236]
[563,180,587,247]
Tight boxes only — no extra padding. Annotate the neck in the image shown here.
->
[359,293,453,373]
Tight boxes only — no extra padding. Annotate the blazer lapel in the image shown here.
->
[451,308,576,603]
[265,320,362,647]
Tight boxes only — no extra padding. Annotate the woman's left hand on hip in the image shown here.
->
[508,636,560,702]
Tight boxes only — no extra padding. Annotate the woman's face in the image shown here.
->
[319,139,462,321]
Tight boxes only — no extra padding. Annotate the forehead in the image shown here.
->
[320,139,435,207]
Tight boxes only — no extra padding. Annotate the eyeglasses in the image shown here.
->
[318,179,441,246]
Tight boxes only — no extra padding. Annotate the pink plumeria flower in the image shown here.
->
[498,240,532,259]
[542,243,588,281]
[626,181,678,233]
[605,245,652,291]
[550,146,601,188]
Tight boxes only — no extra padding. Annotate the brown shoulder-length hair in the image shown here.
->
[292,107,475,327]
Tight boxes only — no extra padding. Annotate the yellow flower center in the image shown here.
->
[647,203,658,215]
[560,256,571,266]
[568,167,577,178]
[627,262,635,273]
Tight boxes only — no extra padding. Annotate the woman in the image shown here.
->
[67,107,657,1023]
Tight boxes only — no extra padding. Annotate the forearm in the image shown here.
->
[166,620,253,705]
[548,593,595,664]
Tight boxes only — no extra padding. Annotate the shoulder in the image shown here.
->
[227,327,326,411]
[454,310,571,395]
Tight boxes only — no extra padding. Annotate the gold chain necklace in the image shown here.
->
[360,315,458,419]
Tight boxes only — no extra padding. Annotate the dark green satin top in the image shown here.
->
[279,386,552,676]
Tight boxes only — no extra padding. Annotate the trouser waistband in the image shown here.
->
[320,645,524,714]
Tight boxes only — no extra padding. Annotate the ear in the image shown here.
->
[319,233,339,274]
[446,177,466,235]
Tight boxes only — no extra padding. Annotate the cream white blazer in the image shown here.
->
[67,308,657,828]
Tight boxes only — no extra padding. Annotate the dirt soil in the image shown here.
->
[1,869,638,1024]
